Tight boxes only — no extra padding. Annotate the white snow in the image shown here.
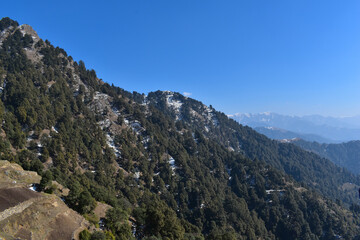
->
[93,91,109,101]
[105,134,121,157]
[266,189,285,194]
[228,147,235,152]
[141,96,148,106]
[98,119,111,129]
[112,107,120,115]
[165,93,183,120]
[51,126,59,133]
[142,136,150,149]
[202,106,219,126]
[130,121,144,134]
[28,184,36,192]
[168,156,178,175]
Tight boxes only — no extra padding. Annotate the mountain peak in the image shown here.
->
[18,24,40,42]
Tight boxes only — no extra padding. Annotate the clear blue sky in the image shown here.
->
[2,1,360,117]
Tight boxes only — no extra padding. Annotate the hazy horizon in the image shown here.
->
[229,111,360,118]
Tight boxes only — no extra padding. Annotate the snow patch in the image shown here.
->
[130,121,145,134]
[93,91,109,101]
[112,107,120,115]
[168,156,178,175]
[134,171,140,180]
[165,93,183,120]
[202,106,219,126]
[106,133,121,157]
[98,119,111,129]
[51,126,59,133]
[266,189,285,194]
[28,184,37,192]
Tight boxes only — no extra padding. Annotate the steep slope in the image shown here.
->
[146,91,360,206]
[291,139,360,175]
[0,160,88,240]
[1,17,360,239]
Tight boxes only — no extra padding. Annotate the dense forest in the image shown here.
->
[145,91,360,206]
[1,17,360,239]
[292,139,360,175]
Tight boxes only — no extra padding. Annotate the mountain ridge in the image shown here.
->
[230,112,360,142]
[1,17,360,239]
[253,126,336,143]
[290,139,360,175]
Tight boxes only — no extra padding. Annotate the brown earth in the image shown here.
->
[93,202,112,219]
[0,160,89,240]
[0,160,41,189]
[0,187,41,211]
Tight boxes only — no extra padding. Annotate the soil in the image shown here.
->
[0,161,89,240]
[0,188,41,211]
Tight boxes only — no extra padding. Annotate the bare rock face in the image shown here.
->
[18,24,40,42]
[0,161,89,240]
[18,24,43,64]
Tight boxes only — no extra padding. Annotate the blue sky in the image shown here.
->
[2,1,360,117]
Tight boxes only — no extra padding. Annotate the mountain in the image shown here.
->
[0,160,89,239]
[291,139,360,175]
[145,91,360,205]
[230,112,360,142]
[253,126,334,143]
[1,17,360,239]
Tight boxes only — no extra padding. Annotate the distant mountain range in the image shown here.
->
[2,17,360,239]
[253,126,335,143]
[230,112,360,143]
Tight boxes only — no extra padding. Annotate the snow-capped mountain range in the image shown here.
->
[230,112,360,143]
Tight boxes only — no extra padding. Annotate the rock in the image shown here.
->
[0,161,89,240]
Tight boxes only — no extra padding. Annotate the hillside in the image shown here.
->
[291,139,360,175]
[145,91,360,206]
[1,17,360,239]
[0,160,88,239]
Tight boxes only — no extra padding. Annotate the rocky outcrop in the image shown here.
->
[0,161,89,240]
